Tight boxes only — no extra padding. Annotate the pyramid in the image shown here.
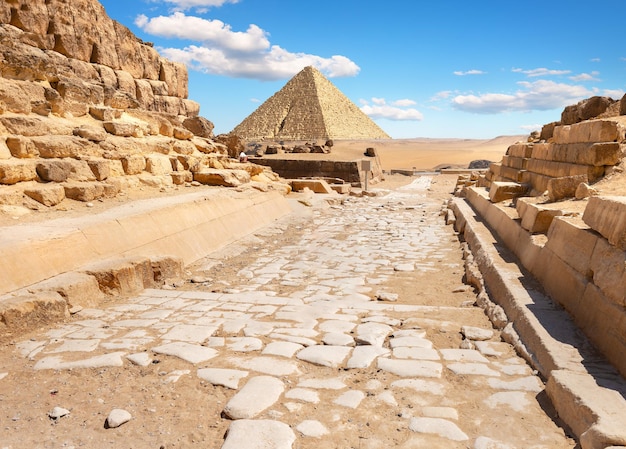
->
[231,66,390,141]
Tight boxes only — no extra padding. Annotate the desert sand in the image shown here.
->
[255,135,526,171]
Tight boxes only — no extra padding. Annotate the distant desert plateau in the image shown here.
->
[256,135,527,171]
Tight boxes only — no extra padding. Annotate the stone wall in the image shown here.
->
[0,0,287,208]
[250,156,384,187]
[457,115,626,378]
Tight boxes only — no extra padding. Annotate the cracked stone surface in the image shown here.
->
[0,176,576,449]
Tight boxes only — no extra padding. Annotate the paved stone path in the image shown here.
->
[1,177,575,448]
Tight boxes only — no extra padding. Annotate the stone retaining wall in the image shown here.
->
[464,186,626,377]
[250,157,383,187]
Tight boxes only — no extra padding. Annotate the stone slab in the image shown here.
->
[221,419,295,449]
[583,196,626,250]
[222,376,284,419]
[152,342,218,364]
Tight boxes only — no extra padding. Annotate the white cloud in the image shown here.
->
[158,0,239,11]
[430,90,453,101]
[392,99,417,107]
[454,70,486,76]
[520,124,542,132]
[136,12,359,80]
[452,80,593,113]
[360,98,423,121]
[569,71,600,82]
[604,89,625,99]
[512,67,571,77]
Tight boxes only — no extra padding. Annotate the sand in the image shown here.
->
[254,135,525,171]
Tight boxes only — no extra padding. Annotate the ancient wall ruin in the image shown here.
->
[455,110,626,378]
[0,0,286,209]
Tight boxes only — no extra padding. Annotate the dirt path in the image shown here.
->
[0,175,576,449]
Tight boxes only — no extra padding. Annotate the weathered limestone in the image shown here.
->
[232,66,390,140]
[488,181,528,203]
[583,196,626,250]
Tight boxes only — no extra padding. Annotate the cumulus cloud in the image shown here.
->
[392,99,417,107]
[158,0,239,11]
[604,89,625,99]
[520,124,542,132]
[454,70,486,76]
[452,80,593,113]
[360,98,423,121]
[136,12,359,80]
[430,90,453,101]
[512,67,571,77]
[569,71,600,82]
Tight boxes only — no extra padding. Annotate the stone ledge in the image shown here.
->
[450,197,626,449]
[583,196,626,250]
[0,188,291,295]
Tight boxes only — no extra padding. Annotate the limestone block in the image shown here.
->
[103,121,143,138]
[531,246,588,316]
[32,135,102,159]
[63,181,106,202]
[159,60,188,98]
[121,155,146,175]
[95,64,118,90]
[107,160,125,177]
[83,257,153,296]
[55,78,104,117]
[547,174,588,202]
[488,182,528,203]
[0,291,69,331]
[554,120,625,144]
[575,183,598,199]
[5,137,39,159]
[194,169,251,187]
[589,236,626,307]
[73,125,108,142]
[114,22,144,78]
[154,95,184,115]
[0,115,70,137]
[151,256,185,285]
[159,120,174,137]
[170,171,190,185]
[517,198,563,234]
[134,79,155,110]
[172,140,197,155]
[23,184,66,207]
[37,158,96,182]
[173,127,194,140]
[501,156,528,170]
[149,80,169,96]
[583,196,626,250]
[291,179,334,194]
[527,159,601,180]
[182,99,200,117]
[0,139,11,160]
[191,137,219,154]
[546,217,599,278]
[506,143,533,158]
[576,283,626,378]
[0,78,33,114]
[183,116,214,138]
[145,154,173,175]
[0,159,37,184]
[540,121,558,141]
[140,45,162,81]
[90,107,123,122]
[115,70,137,97]
[87,159,111,181]
[28,271,104,308]
[498,165,525,182]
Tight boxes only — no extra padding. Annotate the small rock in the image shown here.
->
[461,326,493,341]
[376,291,399,302]
[105,409,132,428]
[452,285,471,293]
[68,305,83,315]
[48,407,70,420]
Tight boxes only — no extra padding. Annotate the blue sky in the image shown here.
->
[99,0,626,139]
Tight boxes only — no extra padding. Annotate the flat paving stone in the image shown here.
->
[378,358,442,378]
[223,376,285,419]
[296,420,329,438]
[409,417,469,441]
[296,345,352,368]
[346,346,390,369]
[484,391,531,412]
[152,342,218,364]
[197,368,249,389]
[440,349,490,363]
[160,324,217,342]
[393,347,440,360]
[261,341,304,358]
[333,390,365,409]
[221,419,295,449]
[285,388,320,403]
[355,322,393,346]
[34,352,125,370]
[391,379,446,396]
[447,362,501,377]
[297,378,346,390]
[232,356,300,376]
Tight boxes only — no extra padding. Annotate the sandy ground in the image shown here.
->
[0,175,576,449]
[253,136,526,171]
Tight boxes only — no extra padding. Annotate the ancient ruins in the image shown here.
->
[232,66,391,141]
[0,1,625,449]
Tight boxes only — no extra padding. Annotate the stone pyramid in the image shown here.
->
[231,66,390,141]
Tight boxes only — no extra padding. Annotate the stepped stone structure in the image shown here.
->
[231,66,390,141]
[0,0,287,209]
[452,97,626,379]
